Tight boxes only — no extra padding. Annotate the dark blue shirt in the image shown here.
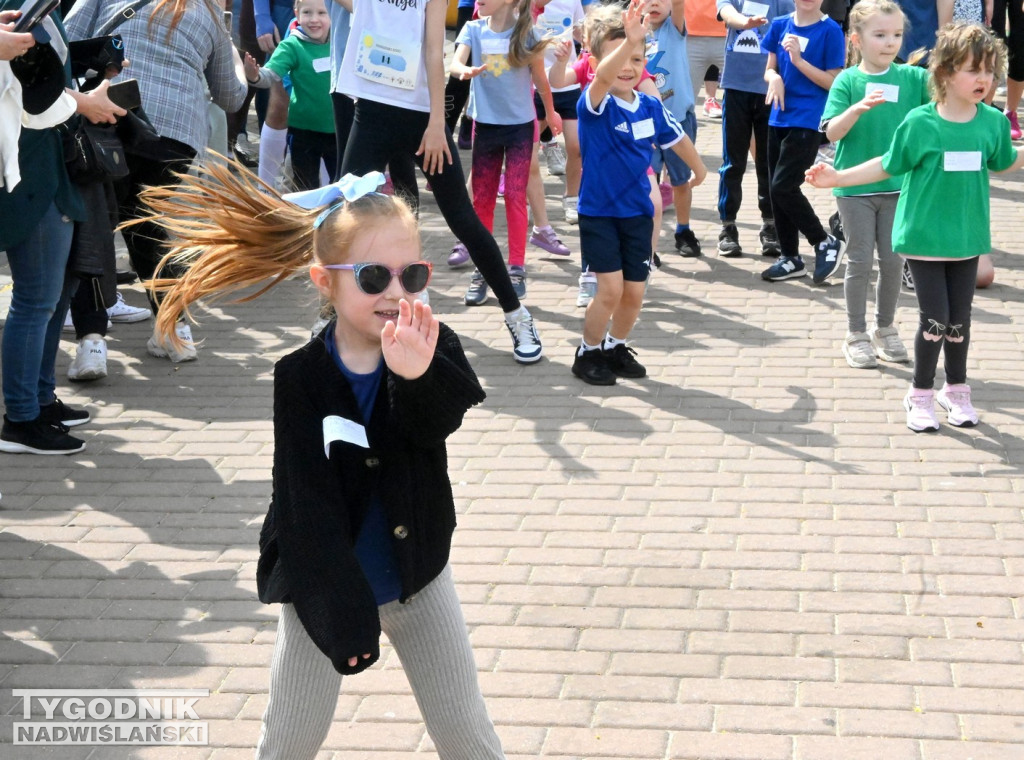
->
[324,330,402,606]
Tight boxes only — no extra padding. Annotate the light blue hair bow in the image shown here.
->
[281,172,388,229]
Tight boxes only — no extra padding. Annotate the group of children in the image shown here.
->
[98,0,1024,756]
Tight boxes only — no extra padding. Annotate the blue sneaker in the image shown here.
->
[812,234,846,284]
[761,256,807,281]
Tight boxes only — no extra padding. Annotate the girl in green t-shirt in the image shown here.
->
[820,0,930,371]
[807,22,1024,433]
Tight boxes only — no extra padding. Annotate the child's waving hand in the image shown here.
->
[382,299,440,380]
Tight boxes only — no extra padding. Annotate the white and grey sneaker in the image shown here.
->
[542,140,566,176]
[147,322,198,363]
[68,338,108,382]
[870,325,909,363]
[842,332,877,369]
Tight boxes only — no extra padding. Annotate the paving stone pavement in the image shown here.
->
[1,106,1024,760]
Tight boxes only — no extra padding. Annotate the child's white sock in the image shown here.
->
[580,339,601,353]
[258,125,288,187]
[604,334,626,349]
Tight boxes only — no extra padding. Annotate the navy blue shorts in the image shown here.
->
[579,214,654,282]
[534,88,580,123]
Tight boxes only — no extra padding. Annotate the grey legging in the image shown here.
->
[254,565,504,760]
[837,194,902,334]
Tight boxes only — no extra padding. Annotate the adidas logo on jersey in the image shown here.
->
[614,122,629,133]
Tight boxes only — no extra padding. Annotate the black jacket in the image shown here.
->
[256,322,486,675]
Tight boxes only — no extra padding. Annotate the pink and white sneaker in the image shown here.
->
[903,387,940,432]
[936,383,979,427]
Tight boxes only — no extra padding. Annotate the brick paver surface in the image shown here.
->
[1,101,1023,760]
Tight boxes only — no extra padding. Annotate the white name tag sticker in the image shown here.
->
[323,415,369,456]
[312,56,331,73]
[867,83,899,102]
[943,151,982,172]
[353,31,420,90]
[481,38,510,55]
[632,118,655,140]
[783,33,809,52]
[742,0,769,16]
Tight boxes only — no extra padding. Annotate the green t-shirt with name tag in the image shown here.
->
[881,102,1017,258]
[822,63,930,196]
[265,35,335,134]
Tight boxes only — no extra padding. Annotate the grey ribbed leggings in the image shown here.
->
[254,565,505,760]
[837,194,902,334]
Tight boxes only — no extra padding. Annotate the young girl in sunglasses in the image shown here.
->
[140,168,505,760]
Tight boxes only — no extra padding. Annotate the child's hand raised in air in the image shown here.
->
[623,0,649,45]
[804,161,838,188]
[381,298,440,380]
[553,39,573,61]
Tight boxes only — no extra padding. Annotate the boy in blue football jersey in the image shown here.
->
[572,0,707,386]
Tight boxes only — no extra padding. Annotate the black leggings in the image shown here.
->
[906,257,978,389]
[993,0,1024,81]
[117,138,198,313]
[443,6,475,133]
[341,98,521,313]
[288,127,337,192]
[767,126,827,257]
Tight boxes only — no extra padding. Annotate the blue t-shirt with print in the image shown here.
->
[577,87,685,218]
[324,331,402,607]
[716,0,795,94]
[456,20,539,125]
[761,13,845,129]
[646,18,696,119]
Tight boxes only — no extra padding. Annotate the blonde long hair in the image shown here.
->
[148,0,221,41]
[508,0,554,68]
[130,158,419,344]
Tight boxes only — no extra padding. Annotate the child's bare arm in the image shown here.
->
[764,53,785,110]
[781,34,839,90]
[531,59,563,136]
[590,0,646,107]
[994,147,1024,173]
[671,0,687,33]
[670,134,708,186]
[638,77,661,99]
[548,40,576,88]
[449,43,486,80]
[805,157,889,187]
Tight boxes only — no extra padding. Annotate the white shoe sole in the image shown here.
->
[0,439,85,455]
[108,310,152,324]
[147,338,197,363]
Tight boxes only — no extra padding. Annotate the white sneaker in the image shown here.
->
[67,338,108,381]
[903,388,940,432]
[542,141,566,176]
[842,332,877,369]
[936,383,979,427]
[870,325,909,363]
[576,271,597,308]
[147,322,198,363]
[562,195,579,225]
[107,292,152,324]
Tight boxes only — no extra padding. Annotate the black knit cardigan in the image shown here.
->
[256,322,486,675]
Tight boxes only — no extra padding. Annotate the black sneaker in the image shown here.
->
[115,269,138,285]
[674,228,702,257]
[603,342,646,378]
[759,220,782,257]
[812,233,846,285]
[717,224,742,257]
[571,348,616,385]
[0,416,85,455]
[39,398,91,428]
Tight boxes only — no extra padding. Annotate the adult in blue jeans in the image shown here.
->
[0,6,123,455]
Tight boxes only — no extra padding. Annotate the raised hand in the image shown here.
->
[856,89,888,113]
[381,298,440,380]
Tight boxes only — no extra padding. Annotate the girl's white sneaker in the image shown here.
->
[903,388,940,432]
[936,383,979,427]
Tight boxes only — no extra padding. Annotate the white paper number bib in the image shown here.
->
[943,151,982,172]
[353,31,420,90]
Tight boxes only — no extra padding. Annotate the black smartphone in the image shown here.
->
[12,0,60,33]
[107,79,141,111]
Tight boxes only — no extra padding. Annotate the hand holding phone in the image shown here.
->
[12,0,60,33]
